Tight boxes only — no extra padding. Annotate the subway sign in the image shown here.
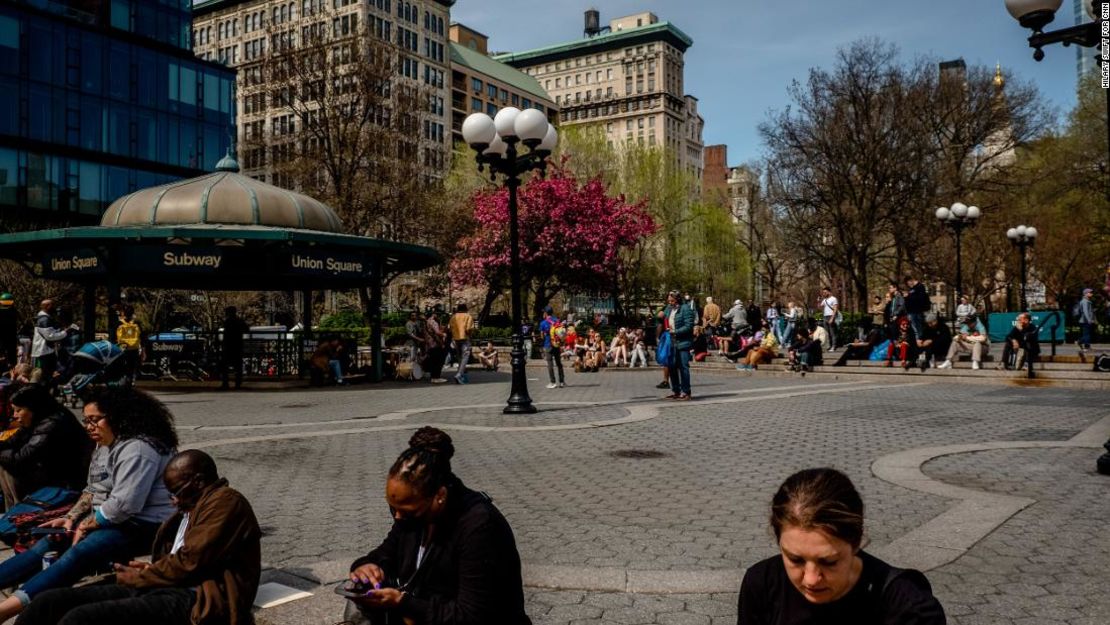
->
[284,251,369,277]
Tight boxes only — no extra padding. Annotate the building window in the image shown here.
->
[488,83,497,98]
[486,102,496,116]
[471,97,482,111]
[522,98,530,108]
[511,94,519,106]
[471,77,482,93]
[500,89,508,101]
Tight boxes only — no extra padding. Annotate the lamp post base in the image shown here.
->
[504,337,536,415]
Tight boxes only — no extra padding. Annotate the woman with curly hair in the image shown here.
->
[343,427,530,625]
[0,387,177,622]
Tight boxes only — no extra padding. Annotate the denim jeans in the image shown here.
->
[668,349,692,395]
[17,585,194,625]
[1,519,160,606]
[328,359,344,383]
[545,347,564,384]
[907,313,925,345]
[822,317,838,350]
[1079,322,1093,348]
[453,341,471,383]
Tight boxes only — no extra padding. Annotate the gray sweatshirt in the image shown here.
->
[94,438,175,526]
[1078,298,1096,324]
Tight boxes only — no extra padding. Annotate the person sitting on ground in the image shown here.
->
[629,328,648,368]
[937,314,989,370]
[737,467,946,624]
[310,337,347,386]
[19,450,262,625]
[885,317,918,369]
[0,387,177,622]
[723,328,759,363]
[0,385,92,510]
[607,328,630,366]
[832,327,886,367]
[692,325,709,362]
[343,428,530,625]
[477,342,499,372]
[1000,312,1039,371]
[738,331,779,371]
[787,327,816,372]
[915,313,952,371]
[561,325,579,361]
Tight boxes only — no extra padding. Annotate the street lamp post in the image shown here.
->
[461,108,557,414]
[1006,225,1038,311]
[934,202,981,319]
[1004,0,1109,192]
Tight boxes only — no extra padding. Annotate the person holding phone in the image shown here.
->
[0,387,176,622]
[18,450,261,625]
[343,427,530,625]
[0,385,91,509]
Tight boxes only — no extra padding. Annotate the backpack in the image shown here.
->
[1094,353,1110,373]
[117,320,141,350]
[549,321,567,348]
[1072,301,1082,318]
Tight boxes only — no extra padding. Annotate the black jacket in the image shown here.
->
[351,479,530,625]
[905,283,930,314]
[0,409,92,493]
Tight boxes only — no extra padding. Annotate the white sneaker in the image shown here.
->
[936,360,952,369]
[558,382,566,388]
[972,361,980,370]
[546,383,557,389]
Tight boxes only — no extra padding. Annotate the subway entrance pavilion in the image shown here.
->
[0,155,441,381]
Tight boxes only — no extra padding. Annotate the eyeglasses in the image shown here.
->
[167,475,197,500]
[83,416,106,428]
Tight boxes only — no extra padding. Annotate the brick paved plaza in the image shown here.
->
[161,369,1109,625]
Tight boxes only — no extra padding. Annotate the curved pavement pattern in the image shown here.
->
[168,374,1109,600]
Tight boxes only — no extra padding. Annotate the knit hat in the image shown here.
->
[1083,288,1093,295]
[925,312,937,323]
[733,299,741,306]
[0,293,12,307]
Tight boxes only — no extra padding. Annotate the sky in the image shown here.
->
[451,0,1093,167]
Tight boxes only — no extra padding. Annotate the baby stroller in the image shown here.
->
[60,341,130,407]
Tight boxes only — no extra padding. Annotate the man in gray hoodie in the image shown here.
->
[1077,288,1096,351]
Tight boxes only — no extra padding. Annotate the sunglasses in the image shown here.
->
[83,416,107,428]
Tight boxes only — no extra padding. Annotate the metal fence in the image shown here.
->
[139,330,371,382]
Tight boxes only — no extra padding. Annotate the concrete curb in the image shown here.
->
[870,414,1110,571]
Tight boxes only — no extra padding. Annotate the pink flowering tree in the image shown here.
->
[451,167,657,320]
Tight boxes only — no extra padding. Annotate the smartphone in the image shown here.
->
[333,580,395,598]
[30,527,70,536]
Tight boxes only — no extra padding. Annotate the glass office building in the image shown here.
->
[0,0,236,225]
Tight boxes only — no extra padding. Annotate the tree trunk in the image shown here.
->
[477,285,500,324]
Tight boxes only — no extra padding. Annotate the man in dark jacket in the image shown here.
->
[18,450,262,625]
[915,312,952,371]
[663,290,696,400]
[903,274,930,341]
[219,307,250,390]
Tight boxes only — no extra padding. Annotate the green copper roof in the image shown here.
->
[493,21,693,66]
[449,43,552,103]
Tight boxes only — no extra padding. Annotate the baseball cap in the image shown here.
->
[1083,288,1093,295]
[0,293,12,306]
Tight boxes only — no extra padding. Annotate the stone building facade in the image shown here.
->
[494,10,704,183]
[191,0,453,185]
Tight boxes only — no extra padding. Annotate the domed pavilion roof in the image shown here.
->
[100,155,344,233]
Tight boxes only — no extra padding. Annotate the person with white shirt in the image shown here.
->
[817,287,840,352]
[20,450,262,625]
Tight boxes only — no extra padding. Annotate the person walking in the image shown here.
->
[817,287,839,352]
[0,293,16,370]
[219,307,249,390]
[903,274,930,340]
[539,306,565,389]
[448,303,474,384]
[115,305,142,385]
[422,312,448,383]
[30,299,73,386]
[1076,288,1096,351]
[663,290,695,401]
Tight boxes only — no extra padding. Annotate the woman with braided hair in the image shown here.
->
[344,427,530,625]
